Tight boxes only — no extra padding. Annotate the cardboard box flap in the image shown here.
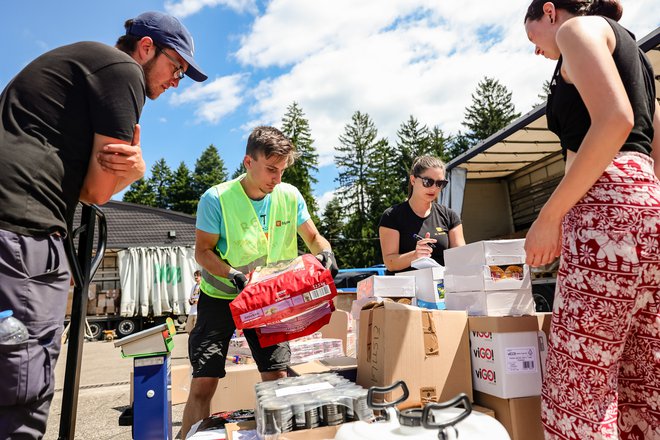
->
[469,315,538,333]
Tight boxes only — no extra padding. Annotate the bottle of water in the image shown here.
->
[0,310,29,345]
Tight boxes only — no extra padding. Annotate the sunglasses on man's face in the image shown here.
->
[415,175,448,189]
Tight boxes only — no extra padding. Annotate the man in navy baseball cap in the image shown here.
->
[0,10,208,438]
[127,11,207,82]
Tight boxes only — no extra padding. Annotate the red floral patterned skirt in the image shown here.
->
[542,152,660,439]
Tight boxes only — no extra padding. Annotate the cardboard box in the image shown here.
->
[444,264,531,292]
[396,267,446,309]
[473,391,544,440]
[469,316,543,399]
[357,302,472,404]
[472,404,495,418]
[356,275,415,301]
[278,426,341,439]
[66,287,74,316]
[210,364,261,412]
[333,292,356,314]
[105,297,116,314]
[319,310,350,356]
[224,422,340,440]
[445,289,535,316]
[444,239,530,293]
[224,420,257,440]
[536,312,552,340]
[86,296,98,315]
[444,239,526,267]
[288,356,358,381]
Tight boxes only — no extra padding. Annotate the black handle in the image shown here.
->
[421,393,472,432]
[367,380,410,409]
[65,204,106,287]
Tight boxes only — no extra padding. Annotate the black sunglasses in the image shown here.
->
[415,175,448,189]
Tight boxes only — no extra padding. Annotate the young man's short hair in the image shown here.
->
[246,126,299,166]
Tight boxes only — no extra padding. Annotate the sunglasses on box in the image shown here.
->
[415,175,448,189]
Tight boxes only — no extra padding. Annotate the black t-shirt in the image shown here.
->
[0,41,146,236]
[546,18,655,157]
[379,201,462,272]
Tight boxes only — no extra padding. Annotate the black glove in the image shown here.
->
[229,270,248,293]
[316,250,339,278]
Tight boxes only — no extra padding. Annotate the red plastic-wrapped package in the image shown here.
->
[229,254,337,346]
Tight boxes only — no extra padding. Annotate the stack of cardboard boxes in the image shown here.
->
[442,240,545,440]
[444,239,535,316]
[85,287,120,316]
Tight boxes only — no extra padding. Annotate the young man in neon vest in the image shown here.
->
[181,126,338,436]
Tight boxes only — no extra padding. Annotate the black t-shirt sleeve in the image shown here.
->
[87,62,146,142]
[447,207,462,230]
[379,205,399,230]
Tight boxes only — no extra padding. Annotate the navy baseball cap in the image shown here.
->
[127,11,207,82]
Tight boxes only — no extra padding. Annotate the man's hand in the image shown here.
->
[229,268,248,293]
[96,124,145,181]
[316,250,339,277]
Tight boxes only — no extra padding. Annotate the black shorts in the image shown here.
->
[188,291,290,378]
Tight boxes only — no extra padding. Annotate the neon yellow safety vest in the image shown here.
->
[200,175,299,299]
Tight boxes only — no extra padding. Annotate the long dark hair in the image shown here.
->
[524,0,622,22]
[407,155,446,199]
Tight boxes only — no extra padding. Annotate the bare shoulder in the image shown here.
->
[556,16,614,49]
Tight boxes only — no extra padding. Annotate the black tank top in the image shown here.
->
[545,18,655,157]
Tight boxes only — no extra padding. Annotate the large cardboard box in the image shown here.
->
[396,267,446,309]
[473,391,544,440]
[469,316,544,399]
[357,302,472,403]
[445,289,535,316]
[356,275,415,301]
[210,364,261,412]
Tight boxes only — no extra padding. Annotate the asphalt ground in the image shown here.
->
[44,333,192,440]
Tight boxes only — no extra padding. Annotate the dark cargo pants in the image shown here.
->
[0,229,70,439]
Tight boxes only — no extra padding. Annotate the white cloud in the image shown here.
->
[164,0,257,18]
[316,189,337,216]
[168,74,247,124]
[228,0,658,167]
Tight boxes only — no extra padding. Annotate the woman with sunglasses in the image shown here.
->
[379,155,465,273]
[523,0,660,438]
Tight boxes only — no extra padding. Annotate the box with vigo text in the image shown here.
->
[469,316,546,399]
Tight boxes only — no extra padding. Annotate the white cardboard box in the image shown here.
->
[396,267,446,309]
[444,239,526,268]
[445,289,535,316]
[444,264,531,292]
[356,275,415,301]
[469,316,545,399]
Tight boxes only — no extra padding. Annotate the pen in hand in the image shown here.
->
[413,233,436,249]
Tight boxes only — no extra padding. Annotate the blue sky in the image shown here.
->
[2,1,658,211]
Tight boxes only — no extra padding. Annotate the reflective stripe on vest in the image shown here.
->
[200,176,299,299]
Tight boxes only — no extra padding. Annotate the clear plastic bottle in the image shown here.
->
[0,310,29,345]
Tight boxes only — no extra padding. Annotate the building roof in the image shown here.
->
[447,26,660,180]
[72,200,196,249]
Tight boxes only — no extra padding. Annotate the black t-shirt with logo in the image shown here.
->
[379,201,462,272]
[0,41,145,236]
